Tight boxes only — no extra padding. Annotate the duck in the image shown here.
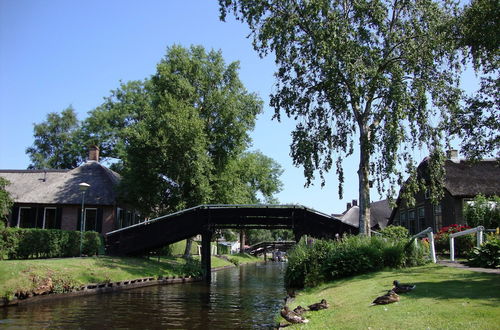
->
[280,306,309,324]
[308,299,330,311]
[293,305,307,315]
[392,280,416,294]
[371,290,400,305]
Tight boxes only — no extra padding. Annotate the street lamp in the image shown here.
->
[79,182,90,257]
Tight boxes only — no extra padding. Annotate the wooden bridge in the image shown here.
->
[105,204,357,281]
[245,241,296,256]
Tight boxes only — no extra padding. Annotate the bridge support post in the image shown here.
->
[201,230,213,283]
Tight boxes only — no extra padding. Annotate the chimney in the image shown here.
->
[447,149,459,163]
[346,202,352,211]
[88,145,100,162]
[352,199,358,207]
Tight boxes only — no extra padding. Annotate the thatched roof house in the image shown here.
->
[335,199,392,231]
[389,155,500,234]
[0,147,137,234]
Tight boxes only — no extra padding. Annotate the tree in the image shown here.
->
[26,106,85,169]
[220,0,465,235]
[450,0,499,160]
[99,46,283,256]
[464,194,500,229]
[0,177,13,227]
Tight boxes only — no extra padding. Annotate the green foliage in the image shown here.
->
[434,224,475,257]
[379,226,410,240]
[0,178,13,226]
[0,228,101,260]
[467,235,500,268]
[220,0,466,234]
[464,194,500,228]
[180,258,203,277]
[88,45,282,216]
[285,236,428,288]
[26,106,85,169]
[450,0,499,159]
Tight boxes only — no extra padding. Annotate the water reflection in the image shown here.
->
[1,262,287,329]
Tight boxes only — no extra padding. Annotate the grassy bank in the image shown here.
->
[0,256,200,300]
[0,253,261,301]
[282,264,500,329]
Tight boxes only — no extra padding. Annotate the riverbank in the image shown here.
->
[0,253,262,306]
[281,263,500,328]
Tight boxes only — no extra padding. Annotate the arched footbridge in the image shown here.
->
[246,241,296,256]
[105,204,357,281]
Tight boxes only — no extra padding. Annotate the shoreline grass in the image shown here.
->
[0,253,262,301]
[281,264,500,329]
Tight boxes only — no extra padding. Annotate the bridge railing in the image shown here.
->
[410,227,436,263]
[449,226,485,261]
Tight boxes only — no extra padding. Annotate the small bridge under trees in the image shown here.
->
[105,204,357,281]
[245,241,296,256]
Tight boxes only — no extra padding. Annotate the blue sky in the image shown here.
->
[0,0,474,215]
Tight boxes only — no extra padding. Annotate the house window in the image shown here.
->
[408,209,416,234]
[18,207,35,228]
[44,208,57,229]
[126,211,132,227]
[434,204,442,231]
[117,208,125,228]
[417,206,425,232]
[400,211,407,229]
[84,208,98,232]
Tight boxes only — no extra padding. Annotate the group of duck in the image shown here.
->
[279,280,415,326]
[371,280,416,305]
[280,299,329,324]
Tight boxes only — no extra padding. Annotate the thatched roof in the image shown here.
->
[0,161,121,205]
[338,199,392,229]
[443,159,500,197]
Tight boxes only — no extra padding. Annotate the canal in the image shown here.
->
[1,262,287,329]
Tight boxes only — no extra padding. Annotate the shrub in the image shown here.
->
[379,225,409,240]
[466,235,500,268]
[434,224,475,257]
[285,235,428,288]
[0,228,101,259]
[464,194,500,229]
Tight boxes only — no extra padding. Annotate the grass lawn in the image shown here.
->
[284,264,500,329]
[0,256,200,299]
[227,253,263,265]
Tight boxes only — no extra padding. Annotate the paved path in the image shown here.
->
[437,260,500,274]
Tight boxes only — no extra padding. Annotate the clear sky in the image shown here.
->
[0,0,473,215]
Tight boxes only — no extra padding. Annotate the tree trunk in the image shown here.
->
[358,127,371,236]
[183,237,193,258]
[239,230,246,253]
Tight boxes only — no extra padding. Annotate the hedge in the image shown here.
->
[285,235,429,288]
[0,228,102,260]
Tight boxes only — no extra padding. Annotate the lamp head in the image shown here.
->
[79,182,90,192]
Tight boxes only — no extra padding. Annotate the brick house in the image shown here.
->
[388,154,500,234]
[0,147,139,234]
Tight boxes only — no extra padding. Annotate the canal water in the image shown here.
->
[0,262,287,329]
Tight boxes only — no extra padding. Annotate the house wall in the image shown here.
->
[61,205,79,231]
[102,206,115,234]
[8,204,117,235]
[392,189,466,234]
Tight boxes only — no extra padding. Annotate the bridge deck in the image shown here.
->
[105,204,357,256]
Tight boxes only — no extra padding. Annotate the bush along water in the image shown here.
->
[0,227,102,259]
[285,235,428,288]
[434,224,475,257]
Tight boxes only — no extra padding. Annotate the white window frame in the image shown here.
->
[43,207,57,229]
[17,207,31,228]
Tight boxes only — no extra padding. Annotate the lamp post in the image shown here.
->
[79,182,90,257]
